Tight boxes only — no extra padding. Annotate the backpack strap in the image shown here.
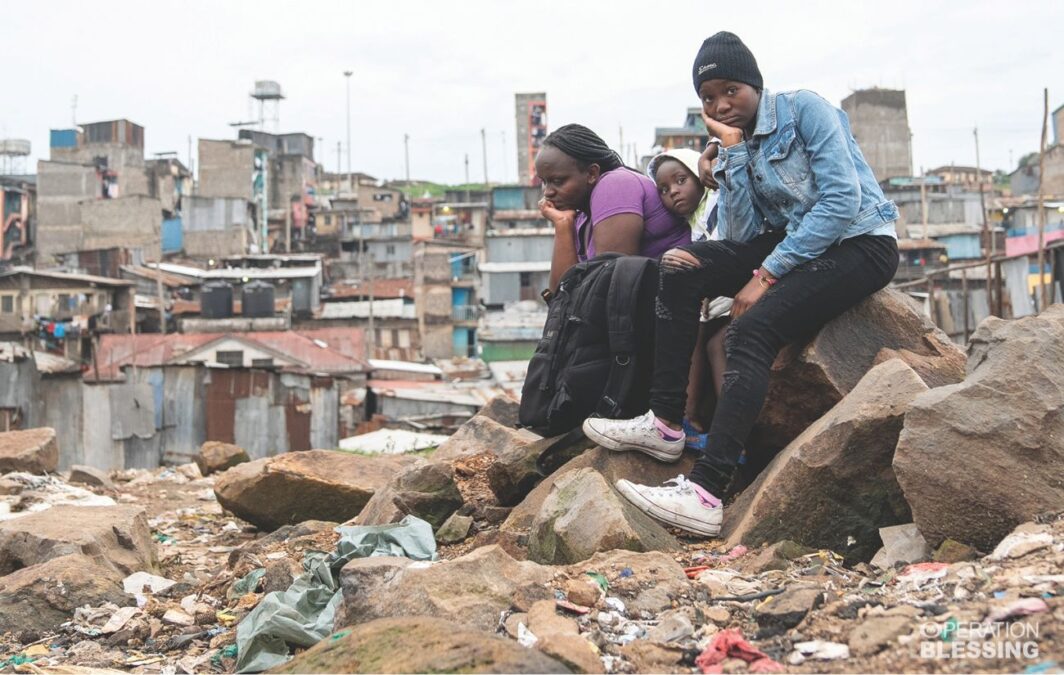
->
[597,256,655,418]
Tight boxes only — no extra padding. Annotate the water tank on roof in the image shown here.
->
[241,280,275,318]
[252,81,284,100]
[201,281,233,319]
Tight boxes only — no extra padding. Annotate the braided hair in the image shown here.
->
[542,124,625,172]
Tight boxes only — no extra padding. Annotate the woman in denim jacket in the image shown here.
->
[583,32,900,537]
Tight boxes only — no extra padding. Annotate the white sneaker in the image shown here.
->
[615,474,722,537]
[582,411,684,462]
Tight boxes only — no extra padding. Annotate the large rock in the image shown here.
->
[0,554,130,633]
[335,545,554,632]
[722,359,928,562]
[502,446,695,537]
[0,427,59,474]
[894,307,1064,550]
[214,450,418,531]
[0,504,157,575]
[528,468,679,564]
[274,616,569,674]
[68,465,116,491]
[352,460,463,529]
[195,441,250,475]
[749,289,965,454]
[433,416,539,464]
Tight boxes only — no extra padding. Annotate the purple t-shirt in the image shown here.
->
[574,167,690,261]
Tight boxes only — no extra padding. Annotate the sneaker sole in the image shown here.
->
[582,420,683,463]
[616,482,722,537]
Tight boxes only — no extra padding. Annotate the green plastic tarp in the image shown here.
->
[234,515,437,673]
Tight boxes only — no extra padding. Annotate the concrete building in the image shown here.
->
[1,175,34,264]
[36,120,171,262]
[414,242,479,359]
[515,93,548,185]
[654,108,710,152]
[480,185,551,307]
[841,88,912,182]
[0,267,134,361]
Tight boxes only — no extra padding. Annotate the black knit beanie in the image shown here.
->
[692,32,763,93]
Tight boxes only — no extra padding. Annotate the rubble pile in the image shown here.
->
[0,292,1060,674]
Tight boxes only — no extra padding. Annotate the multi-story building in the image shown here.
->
[36,120,180,264]
[413,242,479,359]
[1,175,34,264]
[515,93,548,185]
[841,88,913,183]
[0,267,134,361]
[654,108,710,153]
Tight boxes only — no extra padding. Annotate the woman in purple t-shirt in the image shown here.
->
[535,124,690,291]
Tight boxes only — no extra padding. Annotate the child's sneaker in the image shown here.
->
[582,411,684,462]
[615,474,722,537]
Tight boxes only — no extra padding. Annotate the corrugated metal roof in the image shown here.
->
[369,359,442,376]
[152,262,322,280]
[0,266,133,287]
[91,328,368,381]
[478,261,552,273]
[326,278,413,299]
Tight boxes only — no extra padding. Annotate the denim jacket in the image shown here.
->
[713,89,898,278]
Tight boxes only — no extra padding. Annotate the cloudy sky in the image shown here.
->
[2,0,1060,184]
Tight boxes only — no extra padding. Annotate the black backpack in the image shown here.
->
[519,254,659,436]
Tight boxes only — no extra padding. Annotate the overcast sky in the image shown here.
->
[2,0,1060,185]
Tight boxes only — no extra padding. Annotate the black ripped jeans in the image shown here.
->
[649,231,899,496]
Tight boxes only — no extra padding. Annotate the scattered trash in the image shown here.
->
[234,515,437,673]
[986,597,1050,623]
[100,606,140,634]
[895,562,950,589]
[555,599,592,615]
[585,571,609,592]
[990,527,1054,560]
[694,628,785,674]
[1024,661,1060,674]
[619,567,634,578]
[122,571,177,595]
[227,567,266,599]
[604,597,626,614]
[786,640,850,664]
[517,622,538,648]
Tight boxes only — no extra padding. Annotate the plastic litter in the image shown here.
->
[604,597,626,614]
[585,571,609,592]
[986,597,1049,623]
[786,640,850,664]
[1023,661,1060,674]
[895,562,949,589]
[227,567,266,599]
[122,572,178,595]
[517,622,538,647]
[101,606,140,634]
[991,529,1053,560]
[233,515,436,673]
[694,628,785,674]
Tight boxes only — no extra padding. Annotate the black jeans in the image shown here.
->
[649,231,900,495]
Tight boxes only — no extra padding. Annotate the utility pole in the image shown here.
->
[71,95,77,126]
[480,128,490,186]
[344,70,353,194]
[919,166,929,230]
[367,258,375,361]
[404,133,411,183]
[974,127,992,304]
[1037,88,1050,309]
[619,126,624,157]
[464,154,470,184]
[500,131,507,183]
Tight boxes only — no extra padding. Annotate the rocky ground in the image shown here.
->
[0,290,1060,674]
